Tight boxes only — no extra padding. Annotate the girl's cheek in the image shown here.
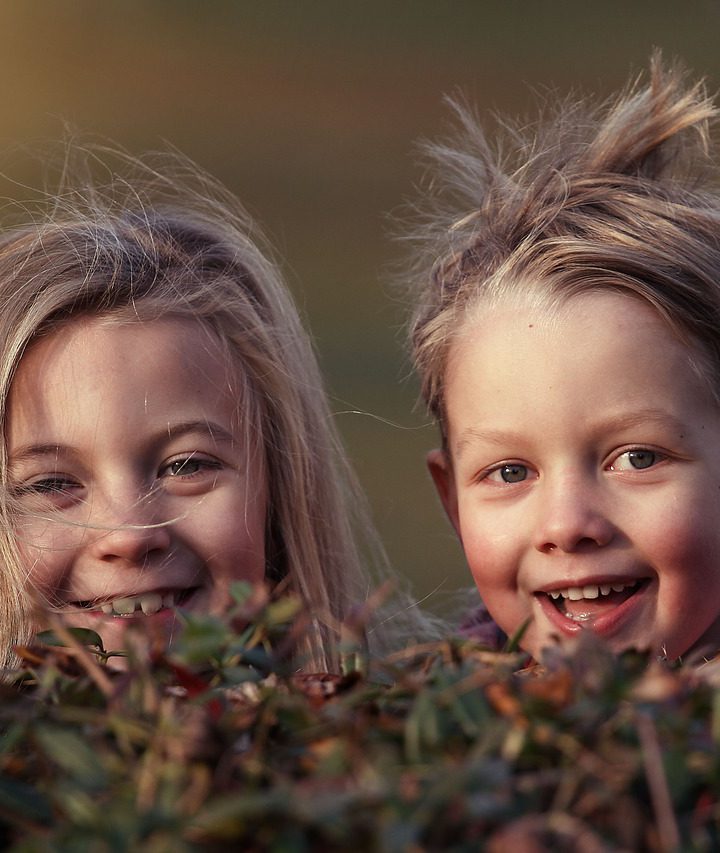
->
[14,521,70,582]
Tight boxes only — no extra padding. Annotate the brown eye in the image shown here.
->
[160,456,222,479]
[167,459,203,476]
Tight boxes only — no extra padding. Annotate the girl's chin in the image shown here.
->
[58,607,183,659]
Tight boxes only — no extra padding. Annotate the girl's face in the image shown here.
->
[6,316,267,652]
[429,290,720,660]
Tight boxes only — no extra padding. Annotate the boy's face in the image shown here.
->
[6,316,267,654]
[429,290,720,660]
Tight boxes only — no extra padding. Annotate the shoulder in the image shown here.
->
[457,603,507,650]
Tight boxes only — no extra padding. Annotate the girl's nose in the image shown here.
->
[84,493,172,566]
[532,475,615,554]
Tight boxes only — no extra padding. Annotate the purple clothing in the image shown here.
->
[458,603,507,650]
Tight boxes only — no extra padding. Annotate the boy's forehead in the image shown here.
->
[443,288,719,450]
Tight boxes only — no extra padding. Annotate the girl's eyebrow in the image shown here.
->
[453,409,690,459]
[7,444,66,465]
[9,420,237,465]
[162,420,236,444]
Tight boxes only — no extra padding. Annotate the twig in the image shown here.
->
[636,711,680,852]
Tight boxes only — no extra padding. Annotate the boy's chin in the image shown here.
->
[528,623,656,664]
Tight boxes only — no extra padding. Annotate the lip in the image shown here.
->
[534,576,652,639]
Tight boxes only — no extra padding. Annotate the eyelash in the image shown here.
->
[477,445,666,486]
[607,447,666,472]
[479,462,534,486]
[15,454,223,499]
[20,476,80,496]
[159,455,223,479]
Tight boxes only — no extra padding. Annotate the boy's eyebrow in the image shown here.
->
[8,420,237,464]
[453,408,690,459]
[453,428,525,458]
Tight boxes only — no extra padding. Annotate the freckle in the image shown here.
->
[528,324,534,328]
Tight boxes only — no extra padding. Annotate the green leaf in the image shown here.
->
[0,775,53,824]
[36,628,105,651]
[33,727,107,789]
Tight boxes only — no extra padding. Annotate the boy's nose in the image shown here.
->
[532,475,614,554]
[83,491,172,566]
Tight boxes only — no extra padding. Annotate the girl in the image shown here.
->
[407,55,720,662]
[0,148,380,672]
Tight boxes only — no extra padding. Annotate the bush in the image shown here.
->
[0,585,718,851]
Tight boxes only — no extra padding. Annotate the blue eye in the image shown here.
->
[500,464,528,483]
[486,463,529,484]
[610,449,661,472]
[628,450,656,469]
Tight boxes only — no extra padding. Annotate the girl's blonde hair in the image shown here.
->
[0,148,377,671]
[408,54,720,438]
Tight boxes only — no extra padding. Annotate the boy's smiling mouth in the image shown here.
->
[537,578,650,628]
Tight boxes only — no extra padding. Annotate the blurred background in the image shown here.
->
[1,1,718,614]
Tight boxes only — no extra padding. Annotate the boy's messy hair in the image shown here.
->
[0,146,382,671]
[408,53,720,439]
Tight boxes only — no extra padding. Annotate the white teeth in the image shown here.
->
[567,612,593,622]
[140,593,163,615]
[113,597,138,615]
[548,581,638,602]
[96,591,178,616]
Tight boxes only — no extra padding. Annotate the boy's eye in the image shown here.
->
[486,463,529,484]
[610,449,661,472]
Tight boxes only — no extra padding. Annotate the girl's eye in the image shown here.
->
[485,463,530,484]
[22,477,79,495]
[13,475,82,507]
[160,456,222,479]
[610,449,662,472]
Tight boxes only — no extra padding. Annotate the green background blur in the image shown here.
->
[3,2,718,613]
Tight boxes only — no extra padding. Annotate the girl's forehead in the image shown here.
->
[9,315,244,421]
[6,314,251,449]
[25,314,235,377]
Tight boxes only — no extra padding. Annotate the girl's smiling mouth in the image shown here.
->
[536,578,651,634]
[67,587,200,617]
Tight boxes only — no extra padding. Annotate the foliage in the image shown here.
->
[0,585,719,852]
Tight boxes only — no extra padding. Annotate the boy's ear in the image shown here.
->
[427,449,461,537]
